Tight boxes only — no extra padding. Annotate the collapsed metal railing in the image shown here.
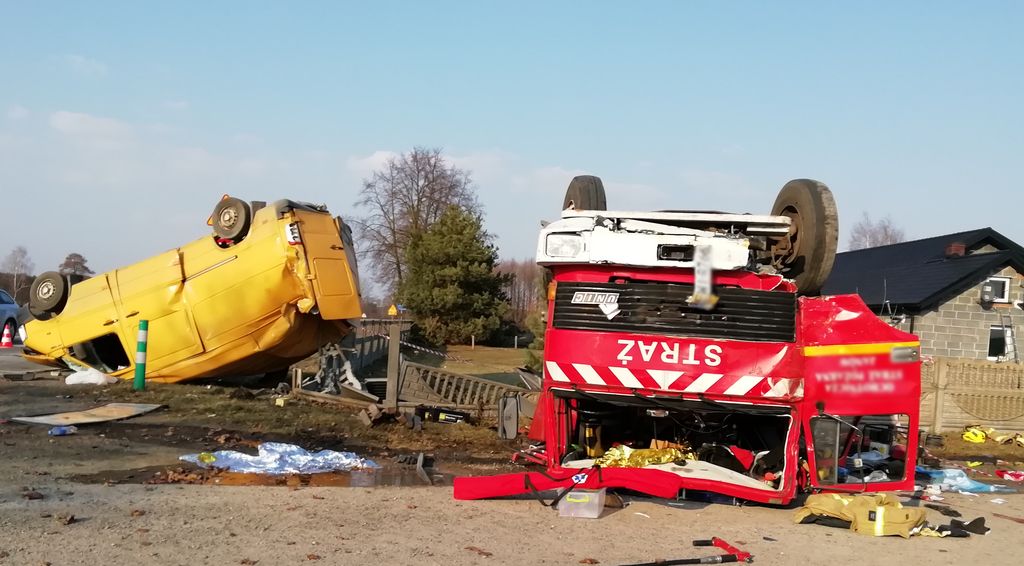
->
[398,362,525,410]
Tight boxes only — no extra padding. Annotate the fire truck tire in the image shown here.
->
[770,179,838,295]
[562,175,607,211]
[212,197,253,243]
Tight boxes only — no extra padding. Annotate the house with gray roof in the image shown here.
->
[823,228,1024,362]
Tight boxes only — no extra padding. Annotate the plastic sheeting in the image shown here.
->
[180,442,379,474]
[916,467,1016,494]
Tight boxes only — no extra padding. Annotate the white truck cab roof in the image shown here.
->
[537,209,792,272]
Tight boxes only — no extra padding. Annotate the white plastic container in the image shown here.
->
[557,488,606,519]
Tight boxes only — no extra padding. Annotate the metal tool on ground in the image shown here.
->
[621,537,753,565]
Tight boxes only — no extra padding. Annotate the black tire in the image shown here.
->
[212,197,253,242]
[562,175,607,211]
[29,271,69,316]
[769,179,838,295]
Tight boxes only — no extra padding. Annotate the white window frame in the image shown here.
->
[984,276,1012,303]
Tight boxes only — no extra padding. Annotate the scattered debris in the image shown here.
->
[996,470,1024,481]
[916,468,1015,494]
[924,503,961,518]
[64,368,117,385]
[579,559,600,565]
[990,498,1008,505]
[229,388,256,400]
[464,546,493,558]
[180,442,378,474]
[12,403,163,426]
[47,425,78,436]
[994,512,1024,525]
[634,512,651,519]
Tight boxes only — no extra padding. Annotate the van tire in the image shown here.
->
[29,271,69,316]
[769,179,838,295]
[212,197,253,242]
[562,175,607,211]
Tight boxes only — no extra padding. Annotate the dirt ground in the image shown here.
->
[3,377,1024,565]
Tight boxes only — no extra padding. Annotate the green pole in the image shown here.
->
[133,319,149,391]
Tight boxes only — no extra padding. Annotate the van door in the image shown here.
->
[53,275,133,376]
[292,210,361,320]
[112,250,204,372]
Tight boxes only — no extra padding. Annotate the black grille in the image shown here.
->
[553,281,796,342]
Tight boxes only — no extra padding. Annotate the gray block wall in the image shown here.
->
[884,265,1024,361]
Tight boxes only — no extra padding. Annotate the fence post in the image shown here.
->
[931,357,949,433]
[385,320,402,411]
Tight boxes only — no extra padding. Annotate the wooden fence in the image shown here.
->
[920,357,1024,433]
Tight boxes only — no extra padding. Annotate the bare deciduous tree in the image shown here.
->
[848,212,906,250]
[352,147,480,291]
[1,246,35,297]
[496,258,541,328]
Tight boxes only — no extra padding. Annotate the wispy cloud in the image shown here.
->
[346,150,398,178]
[163,99,189,110]
[6,105,30,120]
[65,54,108,77]
[49,110,134,151]
[231,132,263,145]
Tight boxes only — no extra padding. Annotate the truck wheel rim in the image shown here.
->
[37,281,54,300]
[220,208,238,228]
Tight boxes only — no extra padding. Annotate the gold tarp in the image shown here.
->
[594,445,697,468]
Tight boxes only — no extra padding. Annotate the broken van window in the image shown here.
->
[68,334,131,374]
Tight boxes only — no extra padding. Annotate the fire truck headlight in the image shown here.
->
[545,234,584,258]
[891,346,919,363]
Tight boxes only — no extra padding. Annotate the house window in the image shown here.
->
[983,276,1011,303]
[989,326,1008,360]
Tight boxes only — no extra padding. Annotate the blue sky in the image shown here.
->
[1,2,1021,282]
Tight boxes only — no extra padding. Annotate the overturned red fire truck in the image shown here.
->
[455,176,921,505]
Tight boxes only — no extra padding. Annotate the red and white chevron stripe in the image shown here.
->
[544,361,802,399]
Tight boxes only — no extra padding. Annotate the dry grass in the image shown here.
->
[441,345,527,376]
[95,380,513,457]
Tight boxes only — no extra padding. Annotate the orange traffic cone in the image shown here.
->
[0,322,13,348]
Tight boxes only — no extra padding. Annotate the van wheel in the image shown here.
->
[212,197,253,242]
[562,175,607,211]
[29,271,69,316]
[768,179,838,295]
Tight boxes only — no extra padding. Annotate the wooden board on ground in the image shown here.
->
[11,403,164,426]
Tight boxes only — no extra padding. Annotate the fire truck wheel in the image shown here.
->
[28,271,69,316]
[562,175,607,211]
[212,197,253,243]
[769,179,838,295]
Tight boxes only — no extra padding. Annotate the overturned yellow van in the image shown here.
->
[21,198,362,383]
